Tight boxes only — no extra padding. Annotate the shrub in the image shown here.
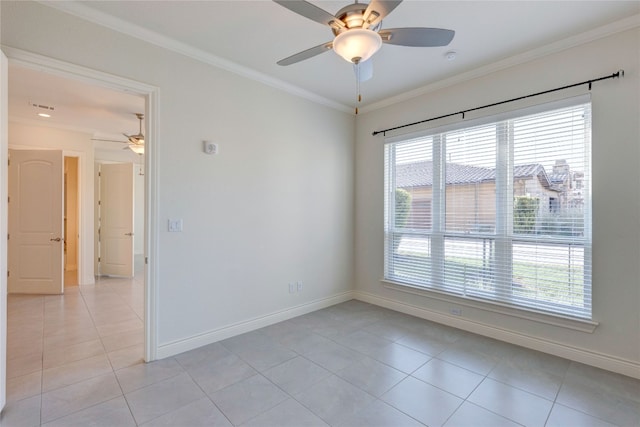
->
[537,210,584,236]
[395,189,411,228]
[514,196,539,234]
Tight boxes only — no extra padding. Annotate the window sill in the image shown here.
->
[381,279,599,333]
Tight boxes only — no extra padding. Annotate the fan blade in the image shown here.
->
[353,58,373,82]
[362,0,402,29]
[91,138,127,143]
[277,41,333,66]
[124,133,145,145]
[379,27,455,47]
[273,1,344,29]
[123,133,136,144]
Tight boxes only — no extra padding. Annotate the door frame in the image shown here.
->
[2,47,160,362]
[1,49,8,413]
[64,155,80,281]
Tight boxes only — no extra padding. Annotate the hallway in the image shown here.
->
[4,264,144,425]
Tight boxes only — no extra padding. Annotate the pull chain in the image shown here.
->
[355,61,361,115]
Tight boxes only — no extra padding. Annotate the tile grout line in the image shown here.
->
[38,286,112,425]
[38,280,138,425]
[251,320,424,426]
[7,299,639,426]
[78,284,114,373]
[173,357,235,427]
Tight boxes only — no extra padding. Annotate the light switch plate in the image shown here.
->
[168,219,183,232]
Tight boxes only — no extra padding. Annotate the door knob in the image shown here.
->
[125,232,134,236]
[50,237,62,242]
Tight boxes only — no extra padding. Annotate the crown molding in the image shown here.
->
[360,13,640,114]
[3,45,157,96]
[38,1,353,114]
[34,2,639,116]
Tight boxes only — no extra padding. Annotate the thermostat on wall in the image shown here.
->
[203,140,218,155]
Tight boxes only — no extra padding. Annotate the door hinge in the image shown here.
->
[98,257,101,262]
[7,233,9,240]
[7,271,9,278]
[145,257,148,265]
[98,200,101,206]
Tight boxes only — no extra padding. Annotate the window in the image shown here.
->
[384,98,592,319]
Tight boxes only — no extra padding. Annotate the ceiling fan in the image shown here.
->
[273,0,454,111]
[91,113,145,154]
[124,113,144,144]
[273,0,455,68]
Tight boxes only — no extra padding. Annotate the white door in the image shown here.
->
[8,149,64,295]
[1,49,9,414]
[99,163,134,277]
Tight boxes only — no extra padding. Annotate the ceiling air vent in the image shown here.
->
[29,101,55,112]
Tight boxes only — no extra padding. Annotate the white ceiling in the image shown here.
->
[7,0,639,139]
[9,64,145,148]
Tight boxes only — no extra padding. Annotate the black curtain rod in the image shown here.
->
[372,70,624,137]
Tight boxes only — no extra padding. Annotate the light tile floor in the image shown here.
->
[2,284,639,426]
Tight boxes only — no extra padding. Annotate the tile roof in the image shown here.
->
[396,161,553,188]
[549,173,568,184]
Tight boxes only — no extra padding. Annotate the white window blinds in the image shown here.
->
[384,98,592,319]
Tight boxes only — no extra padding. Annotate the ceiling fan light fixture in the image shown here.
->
[129,144,144,155]
[125,113,145,153]
[333,29,382,63]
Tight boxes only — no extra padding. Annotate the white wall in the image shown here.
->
[354,29,640,377]
[1,1,355,356]
[8,122,95,285]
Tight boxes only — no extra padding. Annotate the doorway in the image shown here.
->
[2,49,159,369]
[95,161,136,278]
[65,156,79,287]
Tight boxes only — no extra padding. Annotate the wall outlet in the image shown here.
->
[297,281,303,292]
[288,283,295,294]
[450,307,463,316]
[203,140,218,155]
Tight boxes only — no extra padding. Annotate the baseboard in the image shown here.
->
[354,290,640,379]
[156,291,355,359]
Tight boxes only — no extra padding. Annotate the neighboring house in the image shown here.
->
[396,161,565,232]
[549,159,585,210]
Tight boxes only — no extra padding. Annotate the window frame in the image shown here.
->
[384,95,592,320]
